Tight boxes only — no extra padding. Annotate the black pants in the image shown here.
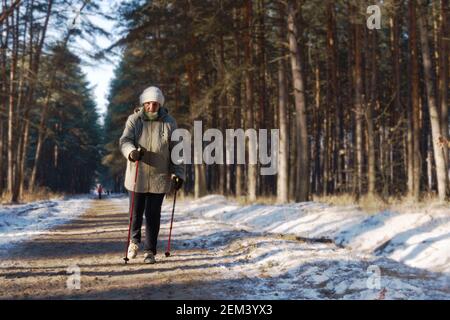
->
[129,192,165,255]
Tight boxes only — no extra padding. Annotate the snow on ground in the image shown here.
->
[164,195,450,274]
[0,195,94,250]
[107,194,449,299]
[0,193,448,299]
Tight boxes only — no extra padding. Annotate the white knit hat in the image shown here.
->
[139,86,165,106]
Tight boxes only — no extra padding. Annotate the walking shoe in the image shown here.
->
[127,242,139,259]
[144,252,156,264]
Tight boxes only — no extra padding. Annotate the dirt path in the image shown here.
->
[0,197,448,300]
[0,197,270,299]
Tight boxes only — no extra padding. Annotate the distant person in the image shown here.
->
[119,86,185,264]
[97,184,103,200]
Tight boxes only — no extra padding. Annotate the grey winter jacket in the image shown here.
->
[119,107,185,193]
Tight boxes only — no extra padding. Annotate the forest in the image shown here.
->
[0,0,449,204]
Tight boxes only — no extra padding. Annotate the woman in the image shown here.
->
[119,86,185,264]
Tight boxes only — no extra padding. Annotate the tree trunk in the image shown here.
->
[276,2,288,203]
[390,3,402,196]
[313,65,322,195]
[7,3,19,202]
[18,0,51,195]
[407,0,422,200]
[417,0,447,201]
[244,0,257,202]
[187,58,207,198]
[0,3,6,193]
[439,0,448,179]
[233,7,243,197]
[287,0,309,202]
[13,0,31,200]
[29,88,51,191]
[327,0,343,193]
[353,6,364,198]
[289,105,297,201]
[317,64,327,195]
[218,33,227,196]
[19,118,29,196]
[366,30,377,196]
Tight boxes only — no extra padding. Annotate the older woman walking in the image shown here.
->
[119,86,185,264]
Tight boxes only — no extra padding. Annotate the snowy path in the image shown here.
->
[0,195,449,299]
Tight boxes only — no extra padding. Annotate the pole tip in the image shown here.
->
[165,252,170,257]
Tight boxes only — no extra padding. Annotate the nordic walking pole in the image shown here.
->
[165,190,177,257]
[123,155,140,264]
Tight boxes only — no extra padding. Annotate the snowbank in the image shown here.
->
[174,195,450,274]
[0,196,94,249]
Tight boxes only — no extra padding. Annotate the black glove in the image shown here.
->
[172,175,183,191]
[129,148,144,162]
